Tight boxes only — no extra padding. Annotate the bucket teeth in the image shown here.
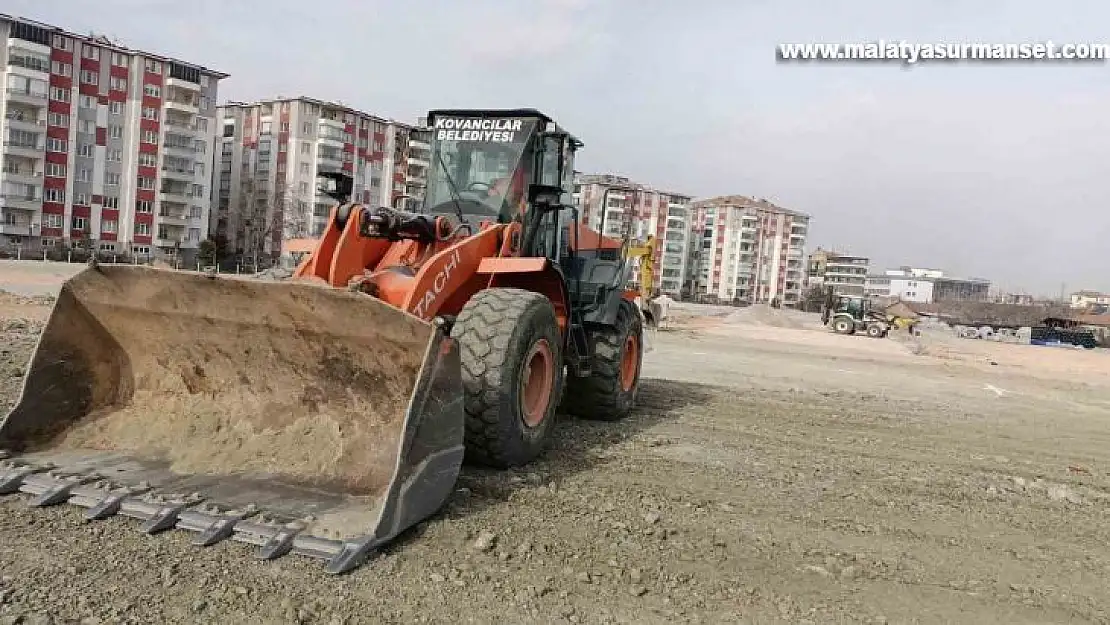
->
[0,462,377,574]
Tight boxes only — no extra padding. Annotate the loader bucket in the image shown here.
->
[0,264,464,574]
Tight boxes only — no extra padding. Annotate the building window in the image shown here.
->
[49,87,69,102]
[143,84,161,98]
[52,35,71,51]
[103,196,119,209]
[137,177,156,190]
[79,95,96,109]
[77,168,92,182]
[80,70,98,85]
[143,59,162,74]
[81,46,100,61]
[141,130,158,144]
[78,143,94,158]
[44,214,64,229]
[110,77,126,91]
[135,200,153,214]
[110,125,123,139]
[45,163,66,178]
[44,188,65,203]
[109,101,123,115]
[101,220,118,233]
[107,149,122,162]
[111,52,128,67]
[135,222,150,236]
[74,193,89,206]
[46,138,67,153]
[50,61,71,77]
[105,173,121,186]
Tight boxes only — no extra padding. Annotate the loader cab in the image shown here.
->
[424,109,553,224]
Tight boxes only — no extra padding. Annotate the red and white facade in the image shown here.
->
[573,173,694,297]
[215,97,428,261]
[690,195,809,306]
[0,14,225,262]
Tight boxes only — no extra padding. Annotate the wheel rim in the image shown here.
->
[520,339,555,428]
[620,334,639,392]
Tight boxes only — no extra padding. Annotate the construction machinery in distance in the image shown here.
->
[820,287,891,338]
[0,109,655,575]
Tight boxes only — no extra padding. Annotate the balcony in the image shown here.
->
[161,166,194,181]
[5,86,47,105]
[162,142,197,158]
[0,191,41,211]
[4,112,46,132]
[1,166,42,185]
[317,151,344,170]
[3,140,43,158]
[164,98,199,114]
[0,222,32,236]
[163,118,203,137]
[159,187,191,204]
[165,76,200,92]
[157,210,189,226]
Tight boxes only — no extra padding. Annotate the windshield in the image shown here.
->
[424,117,537,220]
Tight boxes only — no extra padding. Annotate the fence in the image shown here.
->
[0,243,281,275]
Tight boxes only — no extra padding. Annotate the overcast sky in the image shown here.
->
[10,0,1108,295]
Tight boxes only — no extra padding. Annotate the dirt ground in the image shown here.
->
[2,261,1110,624]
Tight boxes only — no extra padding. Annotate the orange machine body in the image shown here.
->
[292,204,631,334]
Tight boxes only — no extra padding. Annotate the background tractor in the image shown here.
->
[820,287,891,338]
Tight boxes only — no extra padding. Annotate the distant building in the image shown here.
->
[865,266,991,303]
[1070,290,1110,310]
[690,195,809,306]
[572,173,694,297]
[0,13,227,263]
[215,97,422,262]
[807,248,869,297]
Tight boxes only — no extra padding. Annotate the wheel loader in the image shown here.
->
[0,109,648,574]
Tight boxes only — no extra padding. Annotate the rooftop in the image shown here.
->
[575,173,693,200]
[219,96,419,130]
[693,194,810,218]
[1,13,229,79]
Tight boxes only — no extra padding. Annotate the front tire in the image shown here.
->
[832,317,855,335]
[561,299,643,421]
[453,288,564,468]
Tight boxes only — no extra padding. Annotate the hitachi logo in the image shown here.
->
[413,249,462,319]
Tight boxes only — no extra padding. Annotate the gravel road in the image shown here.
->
[2,266,1110,624]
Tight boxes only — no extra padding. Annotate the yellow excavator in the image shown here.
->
[622,235,660,326]
[0,108,657,575]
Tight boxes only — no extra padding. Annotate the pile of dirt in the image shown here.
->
[724,304,808,330]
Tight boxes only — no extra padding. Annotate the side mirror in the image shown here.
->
[528,184,564,210]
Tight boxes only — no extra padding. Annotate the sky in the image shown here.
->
[9,0,1109,295]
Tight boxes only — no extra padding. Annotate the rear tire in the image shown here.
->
[453,288,564,468]
[866,323,885,338]
[561,299,643,421]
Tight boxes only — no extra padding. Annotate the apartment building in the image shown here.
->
[215,97,425,261]
[0,14,225,262]
[572,173,694,296]
[807,248,870,297]
[689,195,809,306]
